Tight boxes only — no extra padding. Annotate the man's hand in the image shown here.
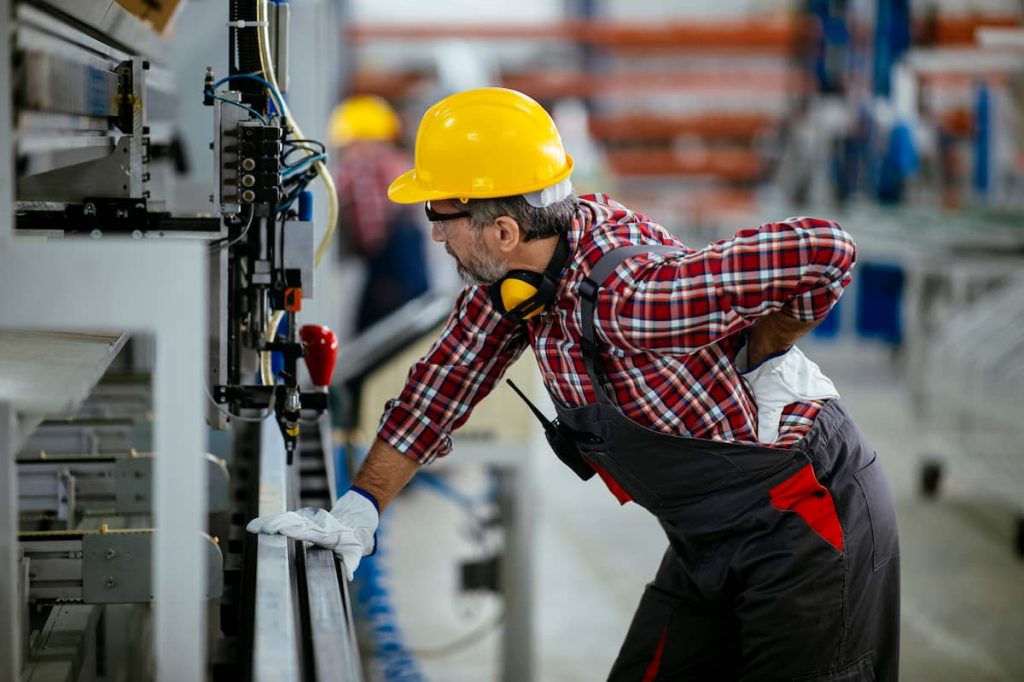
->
[246,439,421,580]
[246,488,379,580]
[745,311,819,368]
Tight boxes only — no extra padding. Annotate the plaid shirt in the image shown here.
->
[334,143,416,256]
[377,194,855,464]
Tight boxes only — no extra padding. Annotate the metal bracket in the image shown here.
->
[114,455,150,513]
[17,135,141,202]
[115,453,231,514]
[17,57,148,203]
[81,531,223,603]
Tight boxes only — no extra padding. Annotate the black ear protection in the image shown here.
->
[490,232,570,323]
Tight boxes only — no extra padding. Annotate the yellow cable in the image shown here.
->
[254,0,339,384]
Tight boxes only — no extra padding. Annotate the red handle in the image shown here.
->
[300,324,338,387]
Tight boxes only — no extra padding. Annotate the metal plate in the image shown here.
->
[81,531,223,603]
[114,456,150,513]
[81,532,150,603]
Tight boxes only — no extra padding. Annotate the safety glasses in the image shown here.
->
[423,201,471,238]
[424,202,471,223]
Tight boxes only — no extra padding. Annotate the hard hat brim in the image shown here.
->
[386,155,575,204]
[386,169,452,204]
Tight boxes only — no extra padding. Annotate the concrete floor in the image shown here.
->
[376,340,1024,681]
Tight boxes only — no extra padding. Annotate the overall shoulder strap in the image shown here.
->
[576,244,680,403]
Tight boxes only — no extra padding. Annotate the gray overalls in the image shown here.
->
[546,245,900,681]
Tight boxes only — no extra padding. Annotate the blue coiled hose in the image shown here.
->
[336,444,426,682]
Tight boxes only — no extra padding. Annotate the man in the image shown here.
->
[329,94,430,331]
[250,88,900,681]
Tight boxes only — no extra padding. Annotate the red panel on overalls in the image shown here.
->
[592,462,633,504]
[641,625,669,682]
[769,463,844,551]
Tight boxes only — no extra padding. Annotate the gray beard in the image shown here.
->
[447,242,509,286]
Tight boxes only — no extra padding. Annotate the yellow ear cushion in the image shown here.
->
[500,277,544,319]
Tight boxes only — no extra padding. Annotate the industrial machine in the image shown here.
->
[13,0,337,460]
[4,0,358,679]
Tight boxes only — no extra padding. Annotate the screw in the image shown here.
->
[106,548,117,559]
[130,230,143,240]
[90,229,102,239]
[105,577,116,589]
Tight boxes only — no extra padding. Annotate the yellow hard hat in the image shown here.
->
[328,95,401,146]
[387,87,574,204]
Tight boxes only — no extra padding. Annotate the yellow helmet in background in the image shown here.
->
[328,94,401,147]
[387,87,574,204]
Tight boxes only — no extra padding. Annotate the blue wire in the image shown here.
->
[211,73,286,118]
[206,92,268,123]
[282,153,327,178]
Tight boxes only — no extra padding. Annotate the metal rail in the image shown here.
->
[253,417,301,682]
[252,414,362,681]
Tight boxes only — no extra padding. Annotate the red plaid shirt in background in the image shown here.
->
[377,194,855,464]
[333,144,416,255]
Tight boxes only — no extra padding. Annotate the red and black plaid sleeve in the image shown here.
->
[598,217,856,355]
[376,286,528,463]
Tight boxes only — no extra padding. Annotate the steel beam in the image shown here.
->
[1,401,21,682]
[253,417,301,682]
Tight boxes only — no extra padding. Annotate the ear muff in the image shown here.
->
[491,272,547,321]
[490,232,570,323]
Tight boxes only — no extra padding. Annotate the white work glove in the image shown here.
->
[246,487,379,580]
[737,344,840,444]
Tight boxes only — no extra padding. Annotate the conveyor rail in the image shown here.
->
[250,415,361,681]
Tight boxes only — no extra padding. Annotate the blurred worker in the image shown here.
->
[251,88,899,681]
[329,94,430,332]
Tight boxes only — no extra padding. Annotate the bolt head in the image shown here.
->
[90,229,102,239]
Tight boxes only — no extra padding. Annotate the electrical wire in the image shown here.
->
[205,92,268,123]
[282,153,327,179]
[211,73,286,119]
[254,0,339,385]
[209,205,256,251]
[285,138,326,153]
[282,145,319,167]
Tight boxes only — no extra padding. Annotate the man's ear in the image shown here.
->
[491,216,522,254]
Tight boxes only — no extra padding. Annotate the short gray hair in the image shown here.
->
[463,195,578,241]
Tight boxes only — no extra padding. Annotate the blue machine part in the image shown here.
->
[877,120,918,204]
[872,0,911,97]
[335,444,426,682]
[298,190,314,221]
[973,83,992,195]
[855,262,905,345]
[269,313,289,380]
